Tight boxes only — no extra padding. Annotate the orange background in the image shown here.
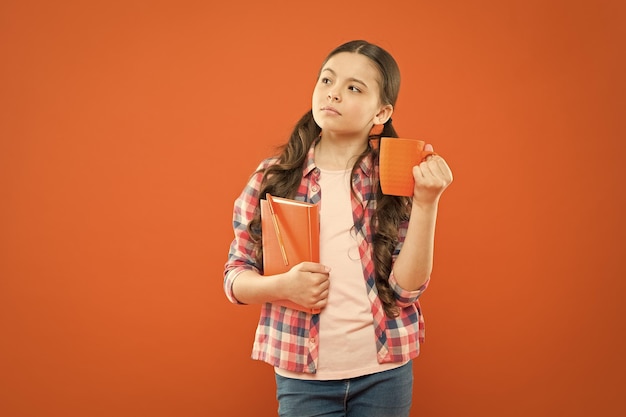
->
[1,1,625,416]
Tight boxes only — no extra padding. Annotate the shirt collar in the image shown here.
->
[302,138,319,177]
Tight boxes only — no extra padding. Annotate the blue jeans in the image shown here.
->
[275,361,413,417]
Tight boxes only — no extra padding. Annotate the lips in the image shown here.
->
[320,106,341,115]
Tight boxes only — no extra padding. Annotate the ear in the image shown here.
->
[374,104,394,125]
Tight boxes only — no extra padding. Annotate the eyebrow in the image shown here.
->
[321,67,369,88]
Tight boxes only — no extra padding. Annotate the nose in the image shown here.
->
[328,90,340,102]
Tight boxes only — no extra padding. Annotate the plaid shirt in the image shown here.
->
[224,139,429,374]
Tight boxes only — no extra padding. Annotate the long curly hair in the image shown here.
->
[249,40,411,318]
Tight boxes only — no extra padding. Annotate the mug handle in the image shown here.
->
[419,150,437,162]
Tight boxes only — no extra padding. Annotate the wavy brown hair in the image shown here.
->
[249,40,411,318]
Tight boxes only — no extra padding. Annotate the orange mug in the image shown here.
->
[379,137,436,196]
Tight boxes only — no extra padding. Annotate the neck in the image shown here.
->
[315,133,368,171]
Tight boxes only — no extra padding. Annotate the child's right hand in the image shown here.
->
[281,262,331,310]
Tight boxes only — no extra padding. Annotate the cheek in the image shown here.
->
[346,101,378,120]
[311,87,324,104]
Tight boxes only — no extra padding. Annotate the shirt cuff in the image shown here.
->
[388,272,430,306]
[224,267,255,305]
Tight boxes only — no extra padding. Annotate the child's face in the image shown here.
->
[312,52,392,139]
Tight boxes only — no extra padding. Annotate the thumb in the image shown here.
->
[300,262,331,273]
[424,143,434,152]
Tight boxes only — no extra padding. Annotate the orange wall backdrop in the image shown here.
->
[1,1,625,416]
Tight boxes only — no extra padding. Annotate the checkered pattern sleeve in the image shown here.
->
[388,218,430,306]
[223,158,276,304]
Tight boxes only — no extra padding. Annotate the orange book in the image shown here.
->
[260,194,321,314]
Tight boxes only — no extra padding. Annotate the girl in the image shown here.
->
[224,40,453,417]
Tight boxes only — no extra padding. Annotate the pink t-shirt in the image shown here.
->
[276,168,405,380]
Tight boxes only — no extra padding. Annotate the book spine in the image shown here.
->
[308,205,320,263]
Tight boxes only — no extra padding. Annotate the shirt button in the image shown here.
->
[313,168,320,175]
[311,185,319,192]
[309,337,316,344]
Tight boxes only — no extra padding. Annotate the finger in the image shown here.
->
[419,159,437,178]
[299,262,331,273]
[433,157,453,182]
[420,155,447,179]
[316,286,330,299]
[413,164,425,180]
[415,159,438,181]
[427,157,445,178]
[416,160,447,189]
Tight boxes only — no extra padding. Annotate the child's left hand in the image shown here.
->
[412,144,453,206]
